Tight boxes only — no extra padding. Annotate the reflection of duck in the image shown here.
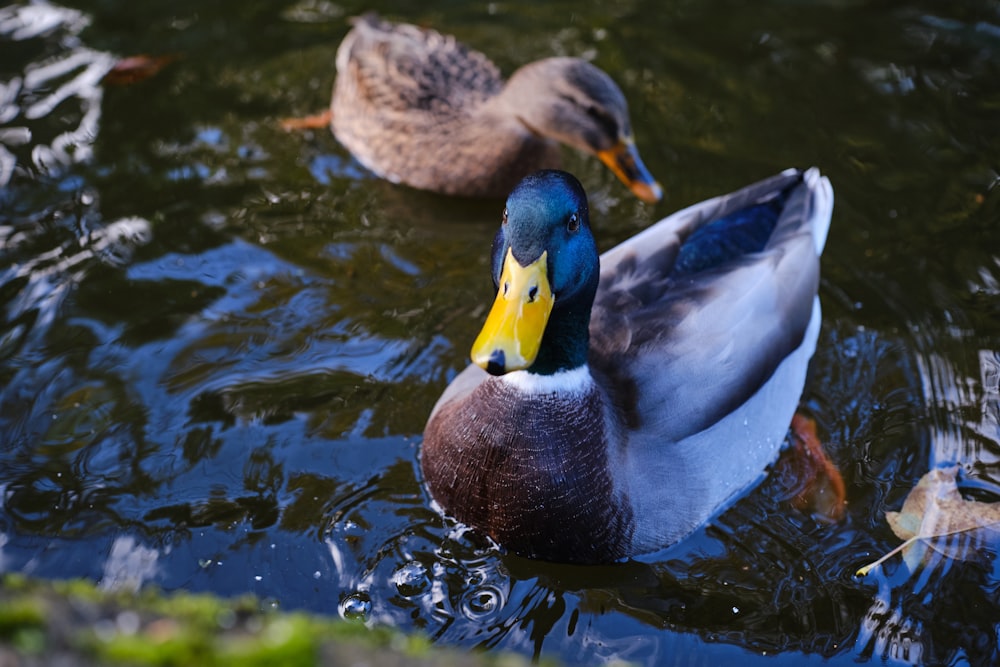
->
[422,168,834,564]
[330,13,661,202]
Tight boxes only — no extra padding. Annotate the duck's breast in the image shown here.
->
[422,372,635,563]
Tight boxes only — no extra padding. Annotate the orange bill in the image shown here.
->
[597,137,662,203]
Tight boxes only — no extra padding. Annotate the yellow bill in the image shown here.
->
[471,248,554,375]
[597,137,663,204]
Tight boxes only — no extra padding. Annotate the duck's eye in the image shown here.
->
[567,212,579,232]
[585,105,619,138]
[502,208,508,225]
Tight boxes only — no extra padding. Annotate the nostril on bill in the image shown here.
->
[485,350,506,376]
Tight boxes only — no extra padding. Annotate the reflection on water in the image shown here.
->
[921,350,1000,479]
[851,348,1000,664]
[0,2,114,186]
[2,0,1000,665]
[100,535,160,592]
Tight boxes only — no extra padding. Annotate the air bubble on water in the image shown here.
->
[391,561,430,598]
[339,591,372,622]
[461,584,505,620]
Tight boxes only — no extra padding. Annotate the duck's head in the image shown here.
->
[472,170,600,376]
[504,58,662,204]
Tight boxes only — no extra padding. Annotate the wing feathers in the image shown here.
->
[592,168,830,441]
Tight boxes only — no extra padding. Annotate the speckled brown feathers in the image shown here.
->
[329,14,659,199]
[331,14,560,197]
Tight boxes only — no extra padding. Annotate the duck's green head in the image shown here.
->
[472,170,599,376]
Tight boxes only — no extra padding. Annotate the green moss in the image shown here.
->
[222,615,319,667]
[0,574,543,667]
[94,632,215,667]
[0,598,46,637]
[0,572,32,592]
[139,588,258,627]
[0,592,47,656]
[53,576,116,602]
[85,611,389,667]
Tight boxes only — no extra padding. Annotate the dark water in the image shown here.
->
[2,0,1000,664]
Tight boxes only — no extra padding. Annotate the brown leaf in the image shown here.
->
[102,55,177,86]
[857,466,1000,575]
[773,413,847,522]
[279,109,333,132]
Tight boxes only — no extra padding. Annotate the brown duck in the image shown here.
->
[329,13,662,202]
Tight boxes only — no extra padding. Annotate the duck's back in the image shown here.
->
[592,169,830,433]
[591,168,833,551]
[331,14,560,197]
[335,14,503,114]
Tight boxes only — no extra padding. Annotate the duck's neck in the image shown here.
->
[529,292,593,375]
[489,61,564,142]
[500,364,593,394]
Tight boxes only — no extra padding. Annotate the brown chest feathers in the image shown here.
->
[421,377,634,563]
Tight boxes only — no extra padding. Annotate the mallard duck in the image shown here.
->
[422,168,833,564]
[330,13,661,202]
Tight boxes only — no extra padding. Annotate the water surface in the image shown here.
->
[2,0,1000,664]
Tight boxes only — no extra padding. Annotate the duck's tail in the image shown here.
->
[802,167,834,256]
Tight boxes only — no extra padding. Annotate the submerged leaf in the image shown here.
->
[102,55,176,86]
[783,413,847,522]
[857,466,1000,576]
[279,109,334,132]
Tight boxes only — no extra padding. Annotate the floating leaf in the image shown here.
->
[857,466,1000,576]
